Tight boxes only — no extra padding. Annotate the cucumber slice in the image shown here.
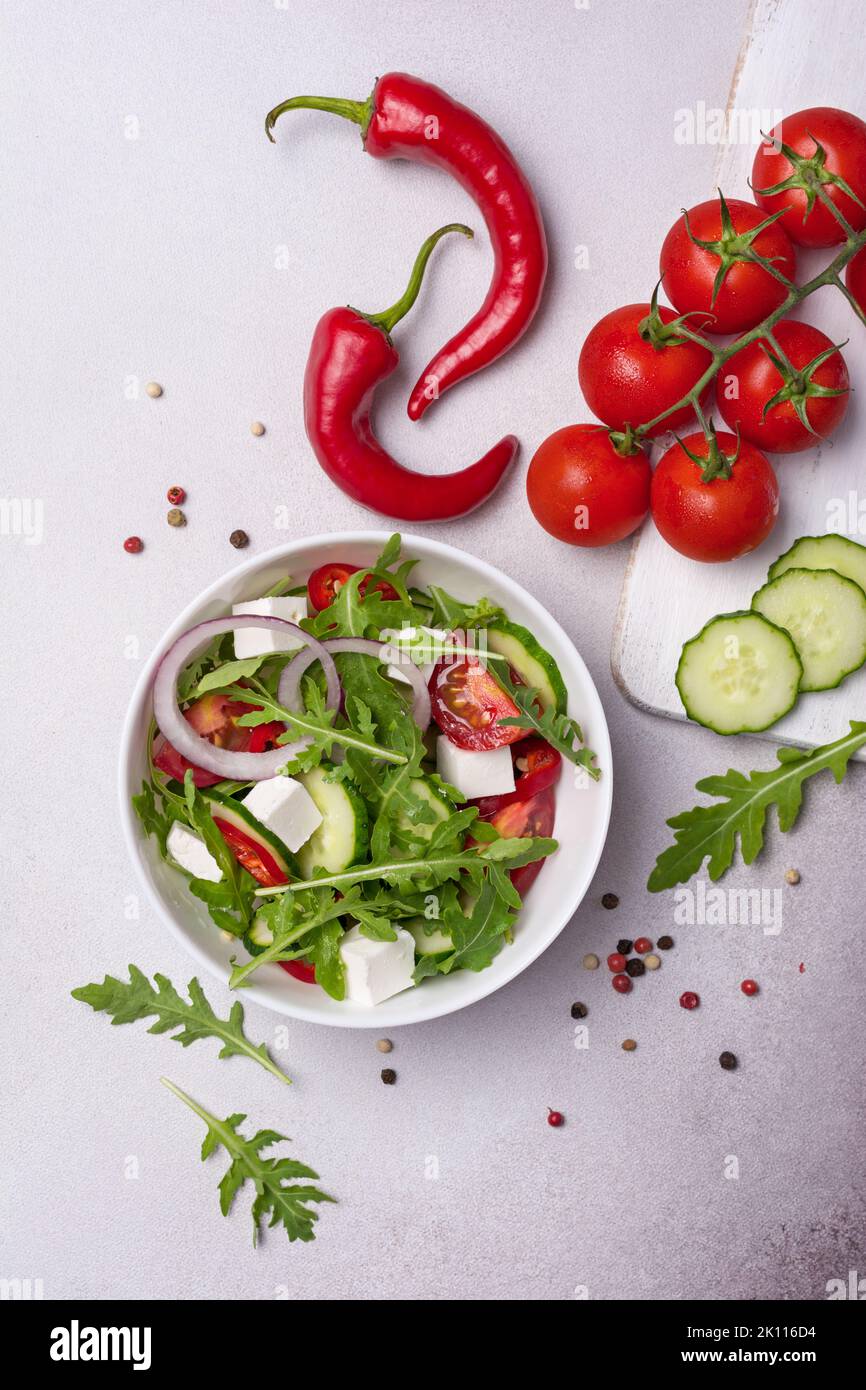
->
[243,912,275,957]
[397,778,452,842]
[203,789,299,879]
[486,620,567,712]
[768,533,866,595]
[752,567,866,692]
[406,916,453,957]
[676,611,802,734]
[295,766,369,875]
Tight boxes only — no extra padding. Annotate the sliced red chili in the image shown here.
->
[279,959,317,984]
[307,561,399,612]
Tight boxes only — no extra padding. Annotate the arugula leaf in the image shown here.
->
[176,633,231,703]
[495,672,600,780]
[228,887,356,991]
[72,965,291,1086]
[440,878,517,973]
[161,1079,334,1245]
[194,655,270,695]
[303,920,346,1000]
[648,721,866,891]
[427,584,503,629]
[183,772,254,931]
[132,780,174,854]
[216,680,409,770]
[373,533,402,571]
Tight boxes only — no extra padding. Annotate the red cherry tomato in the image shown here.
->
[846,245,866,314]
[211,817,289,888]
[717,320,849,454]
[659,197,796,334]
[279,959,318,984]
[429,658,524,751]
[486,788,556,897]
[578,303,712,436]
[651,431,779,563]
[307,562,399,612]
[527,425,651,547]
[472,738,562,817]
[752,108,866,248]
[153,693,261,788]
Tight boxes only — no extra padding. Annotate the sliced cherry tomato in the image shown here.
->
[279,959,317,984]
[307,562,399,612]
[473,738,562,817]
[211,817,289,888]
[153,693,261,788]
[486,788,556,897]
[429,656,524,750]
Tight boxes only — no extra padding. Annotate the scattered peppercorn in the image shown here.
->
[617,938,633,955]
[644,953,661,971]
[250,420,266,437]
[166,507,186,528]
[547,1108,564,1127]
[785,868,801,885]
[582,953,599,970]
[570,1001,588,1019]
[621,1038,637,1052]
[634,936,652,954]
[380,1068,396,1085]
[719,1051,738,1071]
[612,973,632,995]
[376,1038,393,1053]
[166,485,186,505]
[741,979,759,996]
[657,935,674,950]
[145,381,163,398]
[607,952,627,973]
[625,958,645,978]
[601,893,619,910]
[679,991,700,1010]
[123,535,143,554]
[229,529,249,549]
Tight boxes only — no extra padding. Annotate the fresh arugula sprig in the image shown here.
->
[229,886,361,993]
[413,878,518,981]
[161,1079,333,1245]
[427,583,504,630]
[648,721,866,891]
[494,670,600,780]
[72,966,291,1086]
[184,772,255,933]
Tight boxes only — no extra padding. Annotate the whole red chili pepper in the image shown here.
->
[303,223,518,521]
[267,72,547,421]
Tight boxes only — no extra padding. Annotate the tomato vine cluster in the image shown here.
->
[528,106,866,563]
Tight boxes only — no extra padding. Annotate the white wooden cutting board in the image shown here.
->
[612,0,866,754]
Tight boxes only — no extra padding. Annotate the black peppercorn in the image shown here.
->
[719,1051,737,1071]
[657,934,674,950]
[601,893,619,910]
[617,938,633,955]
[570,1001,588,1019]
[229,528,249,549]
[625,958,645,978]
[380,1068,396,1085]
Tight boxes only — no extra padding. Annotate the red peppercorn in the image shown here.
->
[634,936,653,954]
[547,1109,564,1128]
[741,979,759,996]
[123,536,143,554]
[167,486,186,505]
[679,991,700,1010]
[607,952,627,973]
[612,973,632,994]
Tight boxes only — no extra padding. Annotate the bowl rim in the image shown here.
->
[118,530,613,1027]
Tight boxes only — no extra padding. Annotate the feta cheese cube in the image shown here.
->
[436,737,516,801]
[339,924,416,1006]
[380,625,449,685]
[232,596,309,660]
[167,822,222,882]
[240,776,322,853]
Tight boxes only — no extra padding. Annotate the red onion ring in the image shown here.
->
[278,636,431,731]
[153,616,339,782]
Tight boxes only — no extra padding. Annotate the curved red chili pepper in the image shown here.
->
[303,224,518,521]
[267,72,547,421]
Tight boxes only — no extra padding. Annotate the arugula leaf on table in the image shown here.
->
[71,965,291,1086]
[648,721,866,891]
[495,670,600,780]
[161,1079,334,1245]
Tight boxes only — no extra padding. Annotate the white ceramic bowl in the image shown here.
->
[119,532,613,1027]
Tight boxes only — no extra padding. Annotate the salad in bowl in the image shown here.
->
[122,533,611,1025]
